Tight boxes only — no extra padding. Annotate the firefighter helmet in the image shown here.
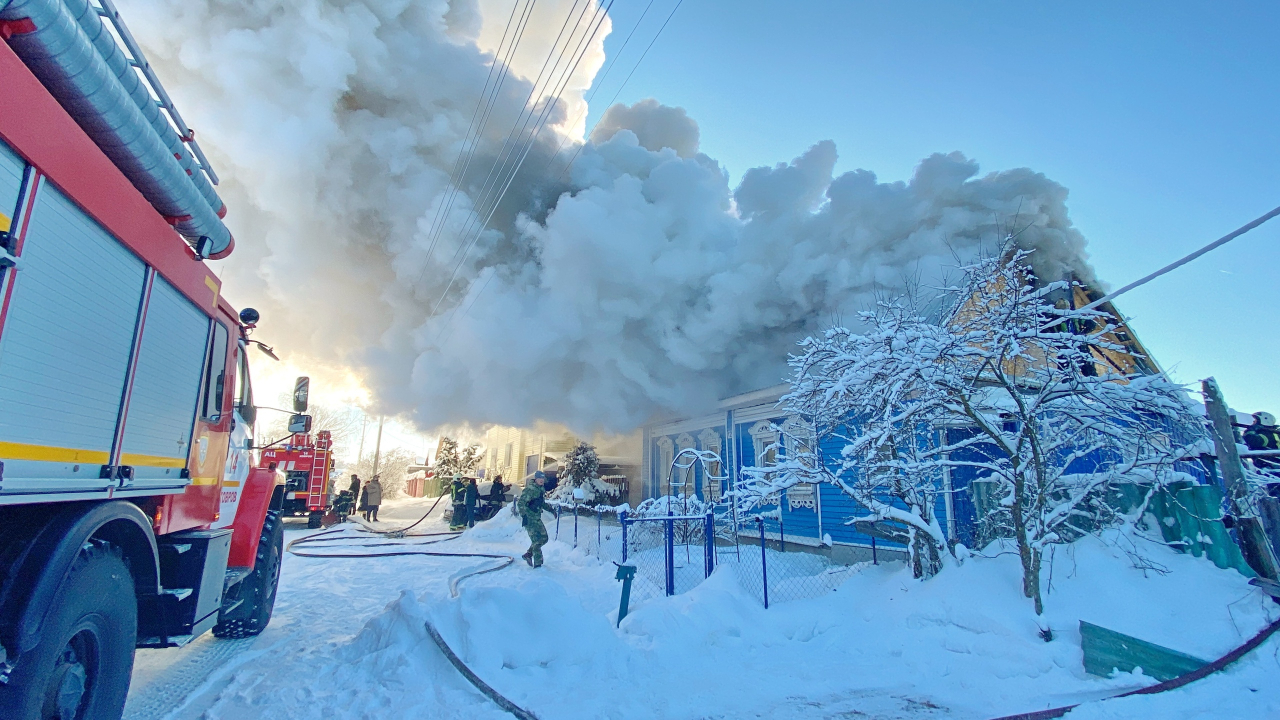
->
[1255,412,1277,427]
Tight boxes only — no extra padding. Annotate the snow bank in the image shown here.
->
[185,506,1278,719]
[420,523,1278,718]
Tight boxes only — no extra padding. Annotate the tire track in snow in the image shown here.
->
[124,635,259,720]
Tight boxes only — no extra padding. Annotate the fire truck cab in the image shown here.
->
[0,1,287,717]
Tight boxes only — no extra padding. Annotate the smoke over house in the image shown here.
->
[124,0,1097,433]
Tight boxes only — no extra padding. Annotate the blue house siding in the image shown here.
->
[640,392,1210,554]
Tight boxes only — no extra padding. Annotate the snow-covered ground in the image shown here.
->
[124,496,1280,719]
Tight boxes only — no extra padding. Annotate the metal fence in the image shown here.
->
[547,502,626,565]
[545,499,865,609]
[715,516,866,608]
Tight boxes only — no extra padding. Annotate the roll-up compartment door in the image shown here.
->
[0,141,24,292]
[119,275,208,488]
[0,141,23,237]
[0,182,145,495]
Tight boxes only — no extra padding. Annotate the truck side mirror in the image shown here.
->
[288,414,312,434]
[293,376,310,413]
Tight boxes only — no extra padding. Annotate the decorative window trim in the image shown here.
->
[748,420,779,467]
[656,436,674,496]
[698,428,723,501]
[786,483,816,511]
[673,433,696,497]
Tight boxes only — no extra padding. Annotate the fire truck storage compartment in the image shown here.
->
[1,141,21,239]
[140,528,233,647]
[0,144,206,499]
[117,274,208,488]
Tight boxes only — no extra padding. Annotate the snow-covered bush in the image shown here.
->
[629,495,716,548]
[749,244,1207,612]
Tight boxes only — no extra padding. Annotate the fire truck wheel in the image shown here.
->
[0,541,136,720]
[307,511,323,529]
[213,511,283,639]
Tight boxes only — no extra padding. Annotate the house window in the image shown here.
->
[779,417,817,511]
[747,421,781,506]
[656,436,674,496]
[748,421,779,467]
[698,428,723,501]
[674,433,696,497]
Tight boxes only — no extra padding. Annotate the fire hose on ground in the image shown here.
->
[285,496,538,718]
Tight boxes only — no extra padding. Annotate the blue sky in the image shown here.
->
[582,0,1280,413]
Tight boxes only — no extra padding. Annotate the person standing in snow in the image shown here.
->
[449,474,467,530]
[517,471,549,567]
[1244,412,1280,474]
[488,476,506,505]
[464,477,480,528]
[363,474,383,522]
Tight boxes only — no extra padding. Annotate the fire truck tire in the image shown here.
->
[307,511,323,529]
[0,541,136,720]
[213,510,283,639]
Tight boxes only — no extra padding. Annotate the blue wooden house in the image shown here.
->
[642,384,924,562]
[639,282,1207,563]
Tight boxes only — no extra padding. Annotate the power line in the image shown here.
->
[1043,205,1280,332]
[420,0,594,288]
[417,0,540,279]
[555,0,684,181]
[427,0,616,319]
[540,0,658,177]
[428,0,684,348]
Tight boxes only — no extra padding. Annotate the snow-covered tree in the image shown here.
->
[552,441,621,502]
[434,437,460,476]
[459,444,482,474]
[750,245,1206,611]
[562,442,600,487]
[434,437,482,493]
[348,447,415,498]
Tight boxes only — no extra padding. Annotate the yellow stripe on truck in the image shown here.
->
[190,476,221,486]
[119,452,188,469]
[0,441,109,464]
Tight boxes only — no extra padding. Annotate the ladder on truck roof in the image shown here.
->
[90,0,219,187]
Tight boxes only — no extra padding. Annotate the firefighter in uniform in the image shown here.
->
[517,471,549,567]
[449,474,467,531]
[1243,411,1280,475]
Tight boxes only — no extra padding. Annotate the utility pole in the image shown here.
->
[357,414,368,464]
[371,416,385,477]
[1202,378,1279,579]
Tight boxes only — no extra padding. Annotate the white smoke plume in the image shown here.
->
[122,0,1096,434]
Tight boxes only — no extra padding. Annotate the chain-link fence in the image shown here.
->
[546,501,626,565]
[545,498,866,608]
[714,516,866,608]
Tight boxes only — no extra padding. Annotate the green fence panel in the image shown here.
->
[1080,620,1209,681]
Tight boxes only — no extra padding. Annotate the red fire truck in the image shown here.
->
[0,1,293,717]
[261,430,335,529]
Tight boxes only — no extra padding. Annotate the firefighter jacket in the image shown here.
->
[1244,423,1280,452]
[516,484,546,527]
